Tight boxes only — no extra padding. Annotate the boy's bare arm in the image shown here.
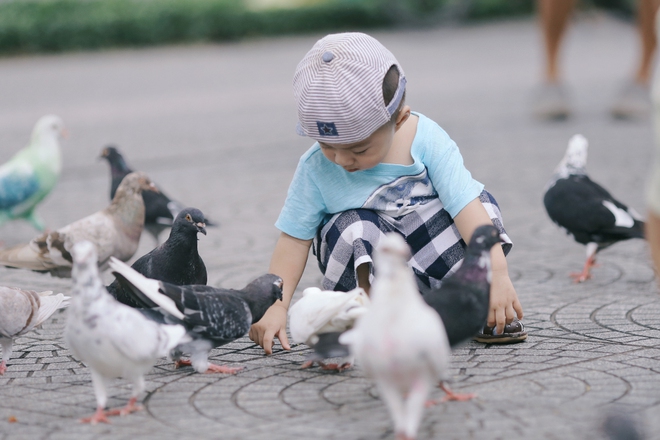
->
[248,232,312,355]
[453,198,524,334]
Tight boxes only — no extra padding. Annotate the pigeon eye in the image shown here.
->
[185,214,192,222]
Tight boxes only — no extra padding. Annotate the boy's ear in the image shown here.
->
[394,105,411,131]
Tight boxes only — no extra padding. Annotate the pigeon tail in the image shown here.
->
[108,257,185,320]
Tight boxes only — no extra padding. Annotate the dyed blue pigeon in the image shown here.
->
[0,115,66,231]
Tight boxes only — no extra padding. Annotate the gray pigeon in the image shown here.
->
[421,224,510,347]
[340,233,451,440]
[0,172,156,277]
[107,207,208,308]
[0,287,69,375]
[108,257,283,374]
[64,241,189,424]
[100,146,217,244]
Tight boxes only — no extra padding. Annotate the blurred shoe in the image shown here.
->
[611,82,651,120]
[532,83,571,120]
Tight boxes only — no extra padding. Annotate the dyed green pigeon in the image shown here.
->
[0,115,66,231]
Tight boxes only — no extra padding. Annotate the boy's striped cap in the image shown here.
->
[293,32,406,144]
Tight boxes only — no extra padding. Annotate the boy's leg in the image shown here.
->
[315,209,394,292]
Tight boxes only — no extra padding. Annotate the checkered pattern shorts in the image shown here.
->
[313,190,512,293]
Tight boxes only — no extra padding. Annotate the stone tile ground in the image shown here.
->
[0,13,657,440]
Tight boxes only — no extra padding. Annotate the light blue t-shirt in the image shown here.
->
[276,112,484,240]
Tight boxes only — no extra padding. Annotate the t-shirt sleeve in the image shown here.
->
[275,155,327,240]
[421,121,484,218]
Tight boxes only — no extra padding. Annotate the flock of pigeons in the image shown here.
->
[0,116,647,439]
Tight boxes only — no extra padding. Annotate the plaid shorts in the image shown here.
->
[313,190,512,293]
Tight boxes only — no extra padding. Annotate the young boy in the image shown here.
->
[249,32,525,355]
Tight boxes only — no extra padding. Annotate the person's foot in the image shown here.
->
[474,318,527,344]
[610,82,650,120]
[533,83,571,120]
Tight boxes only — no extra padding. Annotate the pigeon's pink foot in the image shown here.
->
[105,397,142,417]
[80,406,111,424]
[174,359,192,369]
[570,256,597,283]
[300,360,315,369]
[0,361,7,375]
[439,383,477,402]
[204,363,243,374]
[396,433,415,440]
[425,399,438,408]
[318,361,352,372]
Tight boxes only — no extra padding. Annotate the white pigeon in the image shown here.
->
[289,286,370,371]
[64,241,189,424]
[0,172,156,277]
[340,233,451,440]
[0,287,69,375]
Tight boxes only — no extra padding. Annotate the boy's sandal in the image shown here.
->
[473,319,527,344]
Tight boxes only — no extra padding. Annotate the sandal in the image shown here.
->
[473,318,527,344]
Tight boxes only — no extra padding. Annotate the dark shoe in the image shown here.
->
[474,318,527,344]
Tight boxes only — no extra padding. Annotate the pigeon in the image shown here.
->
[421,224,505,348]
[340,233,451,440]
[0,115,66,231]
[108,257,284,374]
[107,207,208,308]
[0,172,156,277]
[288,286,369,371]
[543,134,645,282]
[64,241,189,424]
[0,287,69,375]
[100,146,217,243]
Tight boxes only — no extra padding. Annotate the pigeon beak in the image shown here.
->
[196,222,207,235]
[148,182,159,193]
[60,127,69,139]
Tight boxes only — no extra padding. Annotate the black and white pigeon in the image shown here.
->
[0,172,156,277]
[107,207,208,308]
[421,224,505,348]
[543,134,645,282]
[64,241,189,424]
[339,233,451,440]
[288,286,369,371]
[108,257,283,374]
[100,146,217,243]
[0,287,69,375]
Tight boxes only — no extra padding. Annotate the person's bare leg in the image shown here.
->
[539,0,576,83]
[356,263,370,295]
[635,0,660,85]
[646,212,660,284]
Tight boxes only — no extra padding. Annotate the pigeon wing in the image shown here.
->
[0,161,39,210]
[32,292,69,328]
[0,287,35,338]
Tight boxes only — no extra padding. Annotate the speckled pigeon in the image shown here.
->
[0,287,69,375]
[108,257,283,374]
[0,115,66,231]
[0,172,155,277]
[100,146,217,243]
[543,134,645,282]
[64,241,189,424]
[107,207,208,308]
[289,286,369,371]
[339,233,451,440]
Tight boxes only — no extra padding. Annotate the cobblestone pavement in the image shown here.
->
[0,13,658,440]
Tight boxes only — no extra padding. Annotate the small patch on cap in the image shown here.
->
[317,122,338,136]
[322,51,334,63]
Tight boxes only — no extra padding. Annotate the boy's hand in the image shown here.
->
[487,268,524,335]
[249,303,291,355]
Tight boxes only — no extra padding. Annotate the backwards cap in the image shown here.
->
[293,32,406,144]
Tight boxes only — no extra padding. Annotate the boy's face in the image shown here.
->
[318,120,397,173]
